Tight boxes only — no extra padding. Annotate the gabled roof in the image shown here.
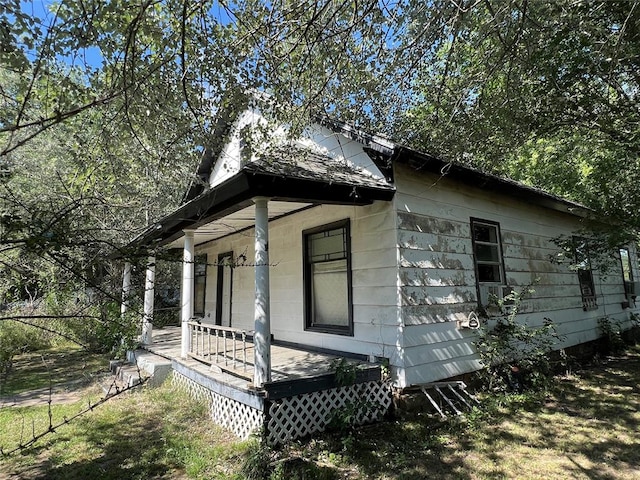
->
[121,116,590,254]
[247,145,392,189]
[315,117,590,217]
[125,145,395,251]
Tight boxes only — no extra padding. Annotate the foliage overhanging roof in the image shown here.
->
[121,119,590,255]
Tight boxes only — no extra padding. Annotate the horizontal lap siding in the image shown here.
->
[274,203,401,362]
[196,201,402,367]
[394,163,640,385]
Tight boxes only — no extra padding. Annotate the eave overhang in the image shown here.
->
[395,146,591,218]
[125,166,395,253]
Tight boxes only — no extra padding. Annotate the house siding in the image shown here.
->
[194,160,639,389]
[186,123,640,390]
[209,115,387,189]
[393,162,639,386]
[195,200,402,369]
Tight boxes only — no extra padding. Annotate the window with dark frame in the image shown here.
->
[573,237,597,311]
[471,218,505,282]
[471,218,507,310]
[620,247,635,298]
[303,219,353,335]
[193,254,207,316]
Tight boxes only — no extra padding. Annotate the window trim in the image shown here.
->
[470,218,507,312]
[193,254,207,317]
[303,219,354,336]
[471,217,506,286]
[573,236,597,311]
[619,247,635,298]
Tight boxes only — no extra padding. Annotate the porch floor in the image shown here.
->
[144,326,379,395]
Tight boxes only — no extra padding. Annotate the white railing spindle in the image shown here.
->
[186,322,250,375]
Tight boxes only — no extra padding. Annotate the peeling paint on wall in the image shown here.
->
[397,211,464,236]
[399,268,469,287]
[402,303,473,325]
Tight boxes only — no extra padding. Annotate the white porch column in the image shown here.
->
[181,230,195,358]
[142,256,155,345]
[253,196,271,387]
[120,261,132,317]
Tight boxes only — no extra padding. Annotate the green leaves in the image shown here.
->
[400,1,640,238]
[2,0,640,322]
[474,284,563,393]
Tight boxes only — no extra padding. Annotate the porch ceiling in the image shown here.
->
[167,201,313,248]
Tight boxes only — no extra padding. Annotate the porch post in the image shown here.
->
[181,230,195,358]
[253,196,271,387]
[142,256,155,345]
[120,261,132,316]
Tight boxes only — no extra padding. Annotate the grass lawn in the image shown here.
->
[0,383,246,479]
[1,346,639,479]
[0,344,111,396]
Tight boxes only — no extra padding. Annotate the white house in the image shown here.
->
[122,110,639,443]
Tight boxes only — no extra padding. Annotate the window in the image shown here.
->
[620,247,635,298]
[303,220,353,335]
[574,237,597,311]
[471,219,506,305]
[193,254,207,316]
[216,252,233,327]
[471,219,505,284]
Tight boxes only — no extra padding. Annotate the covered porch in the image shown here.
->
[145,325,381,389]
[120,130,396,443]
[124,144,395,388]
[136,326,389,444]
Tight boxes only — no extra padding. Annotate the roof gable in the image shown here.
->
[204,109,389,192]
[123,110,592,252]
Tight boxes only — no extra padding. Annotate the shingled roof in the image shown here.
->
[245,144,393,189]
[123,145,395,251]
[120,118,590,254]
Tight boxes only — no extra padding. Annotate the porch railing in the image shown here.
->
[187,321,252,374]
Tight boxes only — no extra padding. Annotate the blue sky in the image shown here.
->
[16,0,236,72]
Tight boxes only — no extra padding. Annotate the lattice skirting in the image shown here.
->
[210,392,264,439]
[266,381,392,445]
[171,371,264,440]
[172,371,391,444]
[171,371,212,403]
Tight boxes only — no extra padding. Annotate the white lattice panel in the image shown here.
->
[210,393,264,439]
[172,372,390,444]
[171,371,264,439]
[266,381,391,445]
[171,372,213,403]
